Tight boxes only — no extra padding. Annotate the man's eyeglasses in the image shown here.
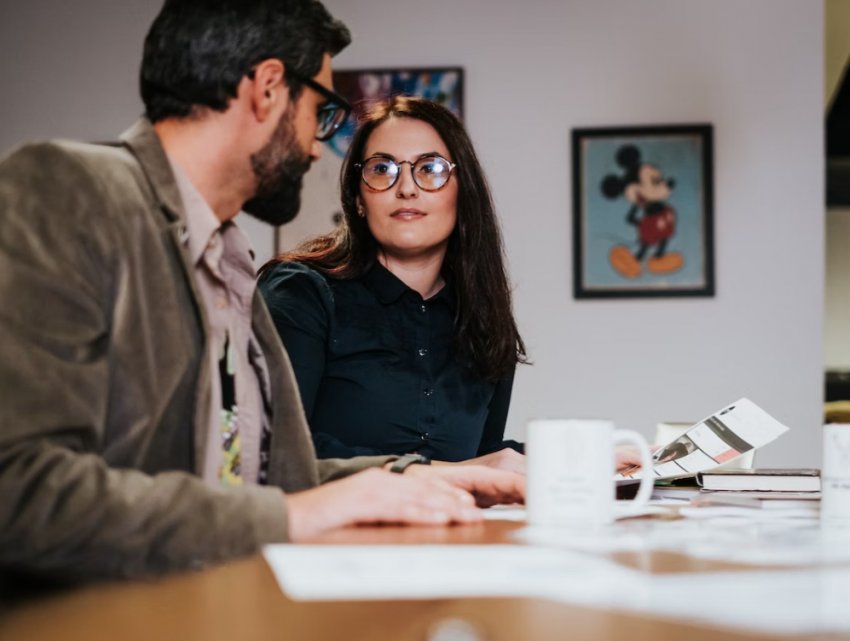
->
[247,68,352,142]
[294,73,352,142]
[355,155,457,192]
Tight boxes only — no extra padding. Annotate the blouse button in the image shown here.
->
[424,389,434,396]
[421,432,430,441]
[418,349,428,356]
[420,305,427,313]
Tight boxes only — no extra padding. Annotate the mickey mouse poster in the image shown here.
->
[572,125,714,299]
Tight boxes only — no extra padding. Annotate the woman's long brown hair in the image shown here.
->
[259,96,527,382]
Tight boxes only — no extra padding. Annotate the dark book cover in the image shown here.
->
[701,469,820,477]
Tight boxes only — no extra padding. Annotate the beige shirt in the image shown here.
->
[169,158,272,485]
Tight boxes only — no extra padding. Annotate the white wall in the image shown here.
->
[0,0,825,466]
[322,0,825,467]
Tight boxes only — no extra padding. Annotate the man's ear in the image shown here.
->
[249,59,289,122]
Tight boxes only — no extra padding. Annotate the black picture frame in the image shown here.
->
[572,124,715,299]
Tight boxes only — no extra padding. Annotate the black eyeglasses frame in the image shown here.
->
[246,67,352,142]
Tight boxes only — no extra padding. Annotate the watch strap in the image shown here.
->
[389,453,432,474]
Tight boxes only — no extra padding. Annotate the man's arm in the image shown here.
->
[0,439,290,581]
[0,144,289,581]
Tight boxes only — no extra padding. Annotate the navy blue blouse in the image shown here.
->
[259,261,521,461]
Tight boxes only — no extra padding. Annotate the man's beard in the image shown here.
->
[242,106,312,226]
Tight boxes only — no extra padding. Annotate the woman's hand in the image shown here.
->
[435,448,527,475]
[614,444,659,473]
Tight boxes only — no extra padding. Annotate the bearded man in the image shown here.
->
[0,0,524,589]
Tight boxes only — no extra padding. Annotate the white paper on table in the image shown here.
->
[263,540,850,636]
[262,544,640,602]
[679,506,819,520]
[650,497,693,505]
[620,567,850,635]
[513,518,850,566]
[483,506,527,521]
[510,522,850,635]
[482,504,672,522]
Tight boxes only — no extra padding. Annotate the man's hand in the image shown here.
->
[437,449,526,475]
[615,444,660,473]
[403,464,525,508]
[286,468,482,542]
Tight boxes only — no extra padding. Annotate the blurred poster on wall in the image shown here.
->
[276,68,464,255]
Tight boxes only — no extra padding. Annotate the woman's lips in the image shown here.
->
[390,208,427,220]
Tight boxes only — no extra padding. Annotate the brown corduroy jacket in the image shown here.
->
[0,119,395,584]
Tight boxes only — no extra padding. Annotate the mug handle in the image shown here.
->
[612,429,654,514]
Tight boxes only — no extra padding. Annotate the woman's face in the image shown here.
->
[358,118,458,259]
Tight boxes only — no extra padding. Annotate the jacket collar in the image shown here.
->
[119,118,185,223]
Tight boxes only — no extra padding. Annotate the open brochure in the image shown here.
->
[615,398,789,485]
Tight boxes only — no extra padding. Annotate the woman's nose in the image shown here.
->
[395,162,419,199]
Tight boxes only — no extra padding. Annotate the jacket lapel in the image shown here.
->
[119,119,212,477]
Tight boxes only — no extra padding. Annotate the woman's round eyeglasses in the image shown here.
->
[355,155,457,192]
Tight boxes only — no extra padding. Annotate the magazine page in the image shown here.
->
[615,398,789,484]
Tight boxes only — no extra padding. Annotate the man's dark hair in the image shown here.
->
[141,0,351,123]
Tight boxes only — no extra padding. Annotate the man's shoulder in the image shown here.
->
[3,138,139,177]
[1,138,158,226]
[8,139,144,186]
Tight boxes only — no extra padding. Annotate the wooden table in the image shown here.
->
[0,520,847,641]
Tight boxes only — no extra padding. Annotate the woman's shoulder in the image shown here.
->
[261,260,327,284]
[259,260,335,309]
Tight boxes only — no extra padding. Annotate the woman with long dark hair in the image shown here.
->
[259,96,526,470]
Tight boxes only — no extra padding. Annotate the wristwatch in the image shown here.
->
[389,453,432,474]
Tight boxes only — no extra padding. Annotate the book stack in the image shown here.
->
[685,469,821,518]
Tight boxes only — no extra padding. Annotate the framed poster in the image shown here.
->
[572,125,714,299]
[328,67,464,159]
[276,68,464,254]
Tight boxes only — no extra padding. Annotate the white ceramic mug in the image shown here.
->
[526,419,654,526]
